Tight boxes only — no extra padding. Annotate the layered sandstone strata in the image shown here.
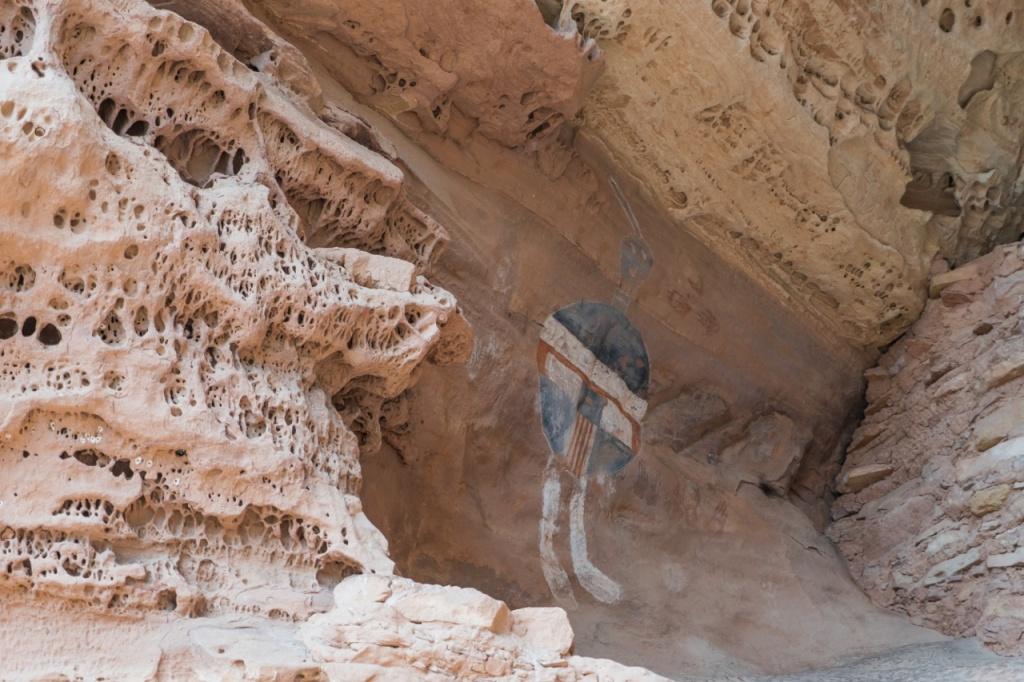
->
[831,241,1024,654]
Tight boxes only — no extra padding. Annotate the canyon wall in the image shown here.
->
[0,0,657,678]
[831,241,1024,655]
[1,0,1023,679]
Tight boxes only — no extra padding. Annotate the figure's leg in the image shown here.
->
[568,473,622,604]
[539,459,577,607]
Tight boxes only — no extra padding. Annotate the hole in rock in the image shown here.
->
[125,120,149,137]
[0,317,17,339]
[900,171,961,216]
[939,8,956,31]
[957,50,997,107]
[37,323,61,346]
[0,4,35,60]
[111,459,134,480]
[72,450,99,467]
[155,129,237,187]
[315,560,356,591]
[156,590,178,611]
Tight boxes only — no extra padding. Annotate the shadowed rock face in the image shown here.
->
[0,0,660,678]
[2,0,1024,680]
[233,0,1024,348]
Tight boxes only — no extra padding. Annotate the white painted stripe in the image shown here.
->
[544,352,583,403]
[539,465,577,608]
[540,317,647,421]
[599,401,633,449]
[569,475,622,604]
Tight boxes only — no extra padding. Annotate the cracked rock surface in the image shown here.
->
[831,242,1024,655]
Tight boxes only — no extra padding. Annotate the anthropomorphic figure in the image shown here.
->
[536,178,652,605]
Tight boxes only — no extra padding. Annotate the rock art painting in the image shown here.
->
[536,179,651,605]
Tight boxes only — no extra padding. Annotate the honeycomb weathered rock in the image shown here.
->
[0,0,478,617]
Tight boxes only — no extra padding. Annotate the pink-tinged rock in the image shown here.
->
[923,548,983,586]
[957,437,1024,484]
[389,584,511,633]
[837,463,894,493]
[929,264,983,298]
[333,575,393,606]
[511,607,574,656]
[987,548,1024,569]
[322,248,418,292]
[832,243,1024,654]
[940,286,976,307]
[983,340,1024,390]
[720,412,811,494]
[973,399,1024,451]
[978,596,1024,654]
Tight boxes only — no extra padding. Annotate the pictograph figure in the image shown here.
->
[536,178,652,605]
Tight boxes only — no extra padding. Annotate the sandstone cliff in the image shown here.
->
[2,0,1024,680]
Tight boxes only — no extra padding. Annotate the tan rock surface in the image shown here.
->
[1,0,631,678]
[575,1,1024,347]
[4,0,1024,679]
[0,0,476,614]
[244,0,1024,348]
[301,575,668,680]
[0,1,686,679]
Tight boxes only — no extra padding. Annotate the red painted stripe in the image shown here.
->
[569,413,585,473]
[571,418,594,476]
[569,417,582,472]
[565,414,584,466]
